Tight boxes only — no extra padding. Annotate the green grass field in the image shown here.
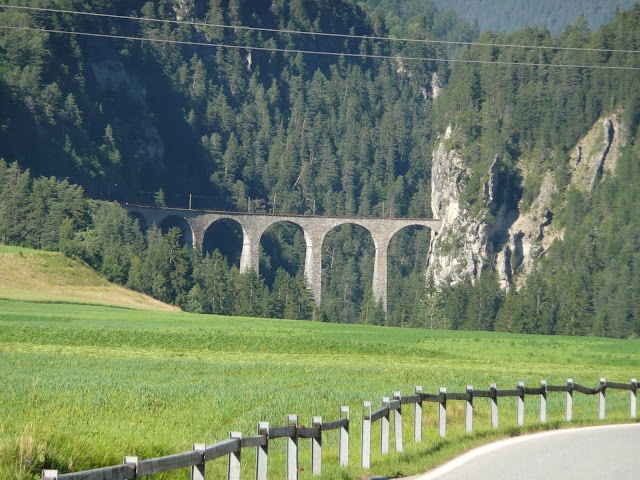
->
[1,299,639,479]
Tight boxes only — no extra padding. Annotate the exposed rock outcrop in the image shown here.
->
[428,112,626,289]
[570,114,625,193]
[426,126,515,284]
[495,112,626,288]
[495,171,555,288]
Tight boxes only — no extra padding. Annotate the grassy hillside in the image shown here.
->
[1,300,638,479]
[0,245,178,312]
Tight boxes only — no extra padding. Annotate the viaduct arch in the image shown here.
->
[125,205,442,311]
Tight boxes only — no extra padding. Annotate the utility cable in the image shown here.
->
[2,3,640,56]
[1,24,640,71]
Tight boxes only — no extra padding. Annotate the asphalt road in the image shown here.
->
[413,423,640,480]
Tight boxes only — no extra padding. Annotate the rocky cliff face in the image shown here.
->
[496,112,626,287]
[426,125,515,284]
[428,112,626,288]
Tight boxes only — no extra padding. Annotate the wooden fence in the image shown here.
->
[42,377,637,480]
[360,377,638,468]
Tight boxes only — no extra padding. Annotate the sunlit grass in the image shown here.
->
[0,247,178,311]
[1,299,638,479]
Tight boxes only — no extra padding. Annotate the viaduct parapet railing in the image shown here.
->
[123,204,442,310]
[42,377,637,480]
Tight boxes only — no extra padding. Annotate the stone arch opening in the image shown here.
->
[321,223,376,324]
[259,221,306,289]
[386,225,432,327]
[159,215,193,248]
[128,211,147,233]
[202,218,243,268]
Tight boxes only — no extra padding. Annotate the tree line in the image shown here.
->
[3,155,640,338]
[0,160,314,320]
[0,0,476,325]
[1,1,640,336]
[423,5,640,339]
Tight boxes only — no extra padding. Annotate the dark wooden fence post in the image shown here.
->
[286,414,298,480]
[361,401,372,469]
[256,422,269,480]
[414,386,423,442]
[192,443,205,480]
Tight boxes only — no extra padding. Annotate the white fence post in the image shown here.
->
[465,385,474,433]
[361,401,372,469]
[393,391,403,452]
[192,443,205,480]
[124,456,138,477]
[339,406,349,467]
[286,414,298,480]
[540,380,547,424]
[41,471,58,480]
[256,422,269,480]
[228,432,242,480]
[490,383,498,429]
[312,416,322,476]
[438,387,447,438]
[414,386,423,442]
[599,378,607,420]
[517,382,525,426]
[381,397,390,454]
[566,379,574,422]
[631,379,638,419]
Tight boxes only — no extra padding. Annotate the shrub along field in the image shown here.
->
[1,299,639,479]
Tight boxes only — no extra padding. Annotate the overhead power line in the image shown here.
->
[2,3,640,56]
[2,24,639,71]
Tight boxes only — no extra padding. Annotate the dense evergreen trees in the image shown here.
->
[1,2,640,337]
[0,0,465,324]
[0,160,313,319]
[422,6,640,338]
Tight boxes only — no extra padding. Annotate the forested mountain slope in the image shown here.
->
[0,0,473,324]
[0,0,463,213]
[2,1,640,337]
[423,6,640,337]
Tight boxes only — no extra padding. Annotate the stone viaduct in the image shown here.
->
[124,205,442,310]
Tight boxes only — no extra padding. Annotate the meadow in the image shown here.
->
[0,245,177,311]
[1,298,639,479]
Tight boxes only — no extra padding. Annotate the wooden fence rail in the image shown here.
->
[41,377,637,479]
[42,407,349,480]
[360,377,638,468]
